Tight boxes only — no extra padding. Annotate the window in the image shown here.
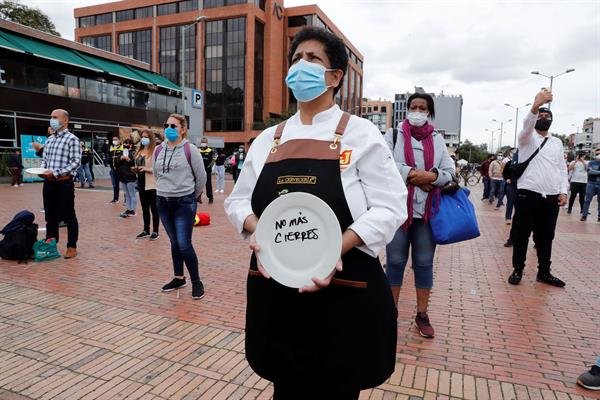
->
[253,20,264,122]
[314,17,326,29]
[178,0,198,13]
[203,0,246,8]
[135,6,153,18]
[205,17,246,132]
[119,30,152,65]
[0,116,16,142]
[288,15,313,28]
[157,2,177,16]
[159,25,196,87]
[373,105,378,112]
[341,67,348,111]
[95,13,112,25]
[116,9,134,22]
[78,12,112,27]
[381,106,387,113]
[251,0,266,10]
[81,35,112,52]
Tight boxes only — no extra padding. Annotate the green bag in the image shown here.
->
[33,239,61,262]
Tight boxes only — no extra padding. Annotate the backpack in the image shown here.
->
[0,224,38,262]
[154,141,196,181]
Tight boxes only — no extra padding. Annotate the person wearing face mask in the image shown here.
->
[214,149,227,193]
[508,91,568,287]
[116,139,138,218]
[199,138,215,204]
[108,136,125,203]
[580,150,600,222]
[567,152,588,215]
[38,109,81,259]
[384,93,456,339]
[154,114,207,299]
[233,145,245,183]
[134,130,159,240]
[225,27,406,399]
[488,153,506,208]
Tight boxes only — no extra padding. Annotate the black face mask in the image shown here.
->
[535,118,552,131]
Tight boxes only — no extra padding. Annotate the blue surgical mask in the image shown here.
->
[49,118,61,131]
[140,137,150,147]
[285,59,336,102]
[165,127,179,142]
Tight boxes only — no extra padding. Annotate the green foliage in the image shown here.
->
[0,153,11,177]
[456,140,491,164]
[0,0,60,36]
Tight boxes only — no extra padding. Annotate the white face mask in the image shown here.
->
[407,111,428,127]
[497,155,503,160]
[596,154,600,160]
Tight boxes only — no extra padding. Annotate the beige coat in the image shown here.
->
[489,160,504,180]
[138,151,156,191]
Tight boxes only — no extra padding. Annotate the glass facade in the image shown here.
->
[205,17,246,132]
[178,0,199,13]
[253,20,264,122]
[118,30,152,65]
[81,35,112,52]
[0,56,180,113]
[157,2,178,16]
[204,0,247,9]
[136,6,153,18]
[115,9,134,22]
[159,25,196,87]
[79,12,112,28]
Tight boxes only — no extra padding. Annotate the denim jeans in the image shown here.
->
[482,176,491,199]
[385,219,435,289]
[582,183,600,219]
[109,169,119,201]
[505,183,516,220]
[121,181,137,211]
[157,193,200,282]
[215,165,225,191]
[489,179,505,206]
[77,164,93,186]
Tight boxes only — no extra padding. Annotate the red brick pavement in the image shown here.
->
[0,179,598,399]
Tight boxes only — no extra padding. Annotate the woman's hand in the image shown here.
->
[249,232,271,279]
[408,169,437,186]
[418,183,434,192]
[298,259,343,293]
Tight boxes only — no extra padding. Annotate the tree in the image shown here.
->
[0,0,60,36]
[456,140,491,164]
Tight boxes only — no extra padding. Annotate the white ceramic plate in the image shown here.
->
[25,168,50,175]
[255,192,342,288]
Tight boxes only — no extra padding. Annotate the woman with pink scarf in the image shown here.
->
[384,93,455,338]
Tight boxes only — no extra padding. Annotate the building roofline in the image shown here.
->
[74,0,172,17]
[0,18,150,70]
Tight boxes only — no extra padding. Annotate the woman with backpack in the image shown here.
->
[153,114,207,299]
[134,129,160,240]
[116,138,138,218]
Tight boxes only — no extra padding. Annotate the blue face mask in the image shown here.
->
[49,118,61,131]
[285,59,337,103]
[140,137,150,147]
[165,127,179,142]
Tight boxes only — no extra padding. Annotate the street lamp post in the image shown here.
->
[505,103,531,147]
[530,68,575,109]
[492,118,512,151]
[181,15,207,118]
[485,128,499,153]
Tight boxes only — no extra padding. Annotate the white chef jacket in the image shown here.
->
[224,105,408,258]
[517,111,569,196]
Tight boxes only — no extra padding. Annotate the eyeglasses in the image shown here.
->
[163,123,178,129]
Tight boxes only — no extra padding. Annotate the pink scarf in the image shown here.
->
[402,119,439,229]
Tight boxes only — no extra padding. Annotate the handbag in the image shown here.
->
[33,239,61,262]
[511,138,548,180]
[430,187,480,245]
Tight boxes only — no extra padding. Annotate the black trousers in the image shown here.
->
[512,189,559,274]
[205,168,213,200]
[568,182,586,212]
[273,383,359,400]
[139,189,159,233]
[43,179,78,248]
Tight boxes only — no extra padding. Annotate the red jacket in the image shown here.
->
[481,160,491,177]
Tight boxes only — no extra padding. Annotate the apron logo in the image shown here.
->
[340,150,352,166]
[278,189,289,196]
[276,176,317,185]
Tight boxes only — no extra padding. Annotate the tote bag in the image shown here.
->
[431,187,480,245]
[33,239,61,262]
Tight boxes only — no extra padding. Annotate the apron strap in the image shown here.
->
[274,120,287,141]
[331,112,351,150]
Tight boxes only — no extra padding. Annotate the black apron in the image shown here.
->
[246,112,397,391]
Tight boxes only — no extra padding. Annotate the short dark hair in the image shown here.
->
[407,93,435,119]
[288,26,349,96]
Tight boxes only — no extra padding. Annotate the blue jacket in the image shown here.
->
[588,160,600,184]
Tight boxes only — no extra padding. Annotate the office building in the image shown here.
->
[361,98,392,134]
[575,117,600,153]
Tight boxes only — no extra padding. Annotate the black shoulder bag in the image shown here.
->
[511,137,548,180]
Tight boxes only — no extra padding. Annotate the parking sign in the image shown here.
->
[192,89,203,109]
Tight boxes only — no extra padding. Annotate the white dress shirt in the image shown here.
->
[517,111,569,196]
[224,105,408,258]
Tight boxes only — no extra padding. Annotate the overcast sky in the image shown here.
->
[28,0,600,149]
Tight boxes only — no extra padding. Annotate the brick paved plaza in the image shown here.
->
[0,179,599,400]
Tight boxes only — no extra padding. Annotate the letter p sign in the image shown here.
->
[192,89,203,109]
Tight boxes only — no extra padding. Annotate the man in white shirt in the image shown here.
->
[508,90,568,287]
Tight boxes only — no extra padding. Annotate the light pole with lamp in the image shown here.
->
[181,15,207,118]
[492,118,512,151]
[505,102,531,147]
[530,68,575,109]
[485,128,499,153]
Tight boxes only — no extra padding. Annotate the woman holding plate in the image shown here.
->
[225,27,407,399]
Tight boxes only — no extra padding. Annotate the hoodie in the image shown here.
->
[153,139,207,199]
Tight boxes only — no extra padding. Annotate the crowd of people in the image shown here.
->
[3,25,597,399]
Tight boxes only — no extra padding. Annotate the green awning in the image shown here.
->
[128,67,181,91]
[75,51,149,85]
[0,30,102,72]
[0,31,25,53]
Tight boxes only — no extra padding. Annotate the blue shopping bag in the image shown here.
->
[430,187,480,245]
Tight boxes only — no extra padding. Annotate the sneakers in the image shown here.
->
[536,272,566,287]
[162,277,186,292]
[120,210,136,218]
[577,364,600,391]
[136,231,150,239]
[192,281,205,299]
[208,198,214,204]
[508,269,523,285]
[504,239,513,247]
[566,209,572,214]
[89,184,95,189]
[415,312,434,338]
[150,232,160,240]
